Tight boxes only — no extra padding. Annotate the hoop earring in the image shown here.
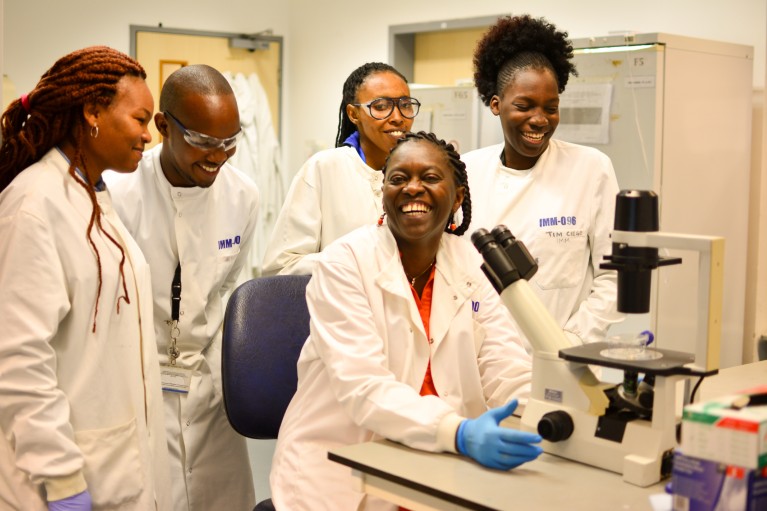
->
[377,213,385,226]
[90,124,99,138]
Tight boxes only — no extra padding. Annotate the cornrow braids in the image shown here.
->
[473,14,577,106]
[382,131,472,236]
[335,62,407,148]
[0,46,146,331]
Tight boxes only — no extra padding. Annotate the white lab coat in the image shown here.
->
[0,149,172,510]
[270,225,532,511]
[104,145,259,511]
[463,139,623,346]
[261,145,383,275]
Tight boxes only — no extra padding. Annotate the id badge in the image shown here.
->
[161,365,192,393]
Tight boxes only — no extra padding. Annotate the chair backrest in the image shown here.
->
[222,274,312,439]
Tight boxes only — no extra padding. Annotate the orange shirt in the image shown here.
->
[400,266,439,511]
[410,266,438,396]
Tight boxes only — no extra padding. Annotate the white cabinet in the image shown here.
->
[560,33,753,368]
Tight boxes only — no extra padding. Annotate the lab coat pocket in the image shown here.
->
[533,230,586,290]
[74,418,142,507]
[214,246,241,285]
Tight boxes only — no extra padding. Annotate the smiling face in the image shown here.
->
[346,71,414,170]
[82,75,153,176]
[383,140,465,252]
[491,67,560,170]
[156,92,241,188]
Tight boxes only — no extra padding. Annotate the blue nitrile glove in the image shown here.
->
[456,400,543,470]
[48,490,92,511]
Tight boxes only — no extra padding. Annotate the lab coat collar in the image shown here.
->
[149,144,212,200]
[373,227,479,347]
[431,237,477,348]
[373,227,415,297]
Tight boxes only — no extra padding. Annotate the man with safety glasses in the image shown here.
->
[104,64,258,511]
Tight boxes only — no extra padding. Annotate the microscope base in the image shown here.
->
[520,354,683,487]
[522,399,674,486]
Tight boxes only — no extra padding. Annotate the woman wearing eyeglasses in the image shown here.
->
[262,62,420,275]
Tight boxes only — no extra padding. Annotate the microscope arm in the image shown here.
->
[498,278,576,355]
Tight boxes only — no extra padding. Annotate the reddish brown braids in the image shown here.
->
[0,46,147,331]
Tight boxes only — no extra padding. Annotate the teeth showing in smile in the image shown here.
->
[402,203,431,214]
[389,131,404,137]
[200,164,219,173]
[523,132,544,141]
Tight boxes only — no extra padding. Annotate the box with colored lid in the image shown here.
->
[680,385,767,469]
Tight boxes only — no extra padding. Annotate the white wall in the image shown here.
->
[4,0,764,191]
[285,0,766,176]
[3,0,291,151]
[3,1,289,92]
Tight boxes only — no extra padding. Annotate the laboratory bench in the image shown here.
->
[328,360,766,511]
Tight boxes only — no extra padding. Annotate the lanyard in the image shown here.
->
[167,263,182,365]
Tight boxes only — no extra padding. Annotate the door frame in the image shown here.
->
[129,24,284,138]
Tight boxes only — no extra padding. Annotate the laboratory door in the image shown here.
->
[131,25,282,148]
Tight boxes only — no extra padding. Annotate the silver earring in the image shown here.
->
[90,124,99,138]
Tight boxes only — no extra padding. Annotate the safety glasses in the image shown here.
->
[164,111,243,152]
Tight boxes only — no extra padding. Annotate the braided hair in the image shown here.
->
[473,15,577,106]
[382,131,472,236]
[335,62,408,148]
[0,46,147,331]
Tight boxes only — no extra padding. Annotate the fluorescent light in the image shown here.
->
[575,44,656,54]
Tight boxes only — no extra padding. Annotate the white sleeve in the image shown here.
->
[0,210,85,487]
[306,252,460,452]
[261,160,323,276]
[563,156,625,343]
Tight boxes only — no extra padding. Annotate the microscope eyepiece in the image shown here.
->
[490,225,538,281]
[472,228,520,291]
[470,228,495,251]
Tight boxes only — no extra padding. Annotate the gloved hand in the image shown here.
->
[48,490,92,511]
[456,400,543,470]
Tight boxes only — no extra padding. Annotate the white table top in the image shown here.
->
[330,439,667,510]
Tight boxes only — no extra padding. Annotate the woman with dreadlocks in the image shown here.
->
[0,47,171,510]
[262,62,420,275]
[270,132,540,510]
[464,15,623,347]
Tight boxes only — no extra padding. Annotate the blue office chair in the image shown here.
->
[222,274,312,511]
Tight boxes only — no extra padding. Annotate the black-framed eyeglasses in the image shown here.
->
[352,97,421,120]
[164,111,243,152]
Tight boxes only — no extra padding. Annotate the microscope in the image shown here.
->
[472,190,723,487]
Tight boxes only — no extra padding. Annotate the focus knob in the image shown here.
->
[538,411,574,442]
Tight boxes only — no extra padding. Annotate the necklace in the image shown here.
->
[406,260,435,287]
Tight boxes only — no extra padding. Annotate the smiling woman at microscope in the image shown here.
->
[464,15,623,346]
[269,132,542,510]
